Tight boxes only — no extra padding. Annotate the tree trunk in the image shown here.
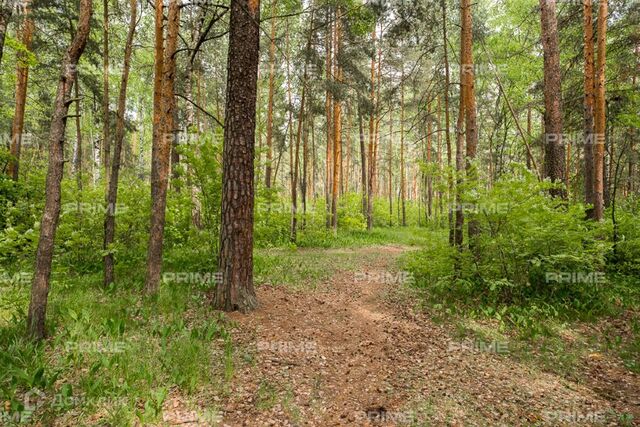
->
[427,103,433,219]
[27,0,92,340]
[144,0,180,294]
[0,5,11,66]
[462,0,479,244]
[325,18,333,228]
[331,12,342,232]
[73,74,83,192]
[103,0,137,286]
[8,4,34,181]
[359,108,367,215]
[102,0,110,185]
[539,0,566,198]
[366,29,376,230]
[593,0,607,220]
[291,14,314,240]
[214,0,261,312]
[388,102,393,226]
[442,0,454,245]
[264,0,277,188]
[400,69,406,227]
[583,0,596,216]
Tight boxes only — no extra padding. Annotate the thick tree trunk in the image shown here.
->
[583,0,596,216]
[539,0,566,198]
[27,0,92,340]
[8,4,33,181]
[593,0,607,220]
[214,0,260,312]
[145,0,180,294]
[103,0,137,286]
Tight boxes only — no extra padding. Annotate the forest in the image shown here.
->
[0,0,639,424]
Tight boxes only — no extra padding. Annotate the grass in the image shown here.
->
[0,269,233,426]
[0,225,425,425]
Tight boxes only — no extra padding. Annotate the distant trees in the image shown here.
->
[27,0,93,340]
[103,0,137,287]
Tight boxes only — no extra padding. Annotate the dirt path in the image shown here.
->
[218,245,638,426]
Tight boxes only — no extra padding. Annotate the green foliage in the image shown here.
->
[406,168,632,329]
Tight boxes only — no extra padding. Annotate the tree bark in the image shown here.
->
[583,0,596,215]
[102,0,110,185]
[73,74,83,192]
[145,0,180,294]
[214,0,261,312]
[593,0,607,220]
[0,4,11,66]
[331,11,342,232]
[325,17,333,228]
[27,0,92,340]
[264,0,277,188]
[359,108,367,215]
[539,0,566,198]
[8,2,34,181]
[442,0,454,245]
[366,29,376,230]
[462,0,479,243]
[400,68,406,227]
[103,0,137,286]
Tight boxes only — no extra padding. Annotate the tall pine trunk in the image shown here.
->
[583,0,596,216]
[264,0,277,188]
[102,0,110,185]
[540,0,566,198]
[442,0,454,245]
[8,3,33,180]
[593,0,607,220]
[214,0,261,312]
[462,0,479,244]
[331,12,342,231]
[0,4,11,66]
[27,0,92,340]
[145,0,180,294]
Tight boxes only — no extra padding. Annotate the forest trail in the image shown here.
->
[214,246,636,426]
